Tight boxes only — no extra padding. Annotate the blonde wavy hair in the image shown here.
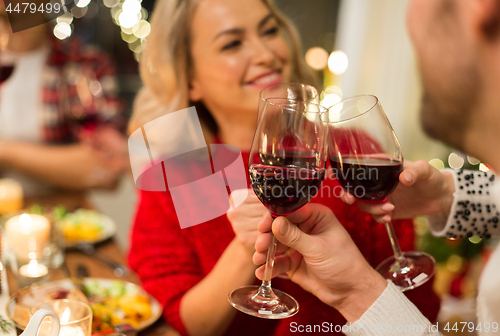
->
[128,0,318,134]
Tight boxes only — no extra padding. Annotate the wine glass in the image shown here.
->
[258,83,320,121]
[228,98,328,318]
[323,95,435,291]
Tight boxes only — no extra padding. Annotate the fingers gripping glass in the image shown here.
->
[322,95,436,291]
[228,98,328,318]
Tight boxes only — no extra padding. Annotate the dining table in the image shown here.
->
[4,191,181,336]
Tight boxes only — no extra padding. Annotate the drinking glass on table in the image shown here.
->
[228,98,328,318]
[30,300,92,336]
[322,95,435,291]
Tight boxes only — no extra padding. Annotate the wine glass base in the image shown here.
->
[228,285,299,319]
[376,252,436,292]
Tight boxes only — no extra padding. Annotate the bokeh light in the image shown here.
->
[121,31,138,43]
[140,8,148,21]
[122,0,141,14]
[469,236,482,244]
[56,12,74,25]
[119,11,139,28]
[467,156,481,165]
[448,153,464,169]
[76,0,91,8]
[479,163,489,172]
[321,93,342,110]
[305,47,329,71]
[328,50,348,75]
[71,6,88,18]
[133,20,151,38]
[429,158,445,171]
[53,22,72,40]
[103,0,120,8]
[121,25,135,34]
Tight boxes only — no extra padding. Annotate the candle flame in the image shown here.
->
[19,214,33,234]
[61,308,71,324]
[27,259,39,276]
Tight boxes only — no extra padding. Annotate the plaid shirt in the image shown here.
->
[41,37,125,144]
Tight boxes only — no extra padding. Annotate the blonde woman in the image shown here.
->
[127,0,440,335]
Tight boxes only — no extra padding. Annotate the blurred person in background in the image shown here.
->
[254,0,500,334]
[127,0,440,335]
[0,3,128,197]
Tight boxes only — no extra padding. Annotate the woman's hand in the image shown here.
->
[227,189,267,255]
[253,204,387,322]
[340,160,456,223]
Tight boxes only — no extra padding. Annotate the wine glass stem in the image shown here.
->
[252,217,279,302]
[262,234,278,287]
[383,221,404,262]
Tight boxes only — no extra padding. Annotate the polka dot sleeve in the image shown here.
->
[427,169,499,238]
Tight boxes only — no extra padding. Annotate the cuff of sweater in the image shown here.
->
[428,169,499,238]
[343,281,433,336]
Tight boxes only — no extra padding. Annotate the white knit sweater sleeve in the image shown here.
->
[427,169,499,238]
[343,281,441,336]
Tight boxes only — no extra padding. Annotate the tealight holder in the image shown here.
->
[12,255,50,287]
[3,213,64,287]
[30,300,92,336]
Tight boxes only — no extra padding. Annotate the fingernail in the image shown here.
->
[279,218,288,236]
[381,203,395,211]
[404,172,413,183]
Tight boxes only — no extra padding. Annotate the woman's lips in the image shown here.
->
[246,71,282,88]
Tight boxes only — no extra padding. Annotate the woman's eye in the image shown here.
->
[263,26,278,36]
[221,40,241,51]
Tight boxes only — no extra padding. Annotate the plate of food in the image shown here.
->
[57,209,116,247]
[27,205,116,247]
[6,278,162,334]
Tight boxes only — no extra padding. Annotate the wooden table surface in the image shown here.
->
[6,192,180,336]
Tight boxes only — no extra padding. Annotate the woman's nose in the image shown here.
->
[249,38,275,66]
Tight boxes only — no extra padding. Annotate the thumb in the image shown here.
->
[272,217,313,256]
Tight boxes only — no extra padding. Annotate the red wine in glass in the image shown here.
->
[250,164,324,217]
[229,97,328,319]
[324,95,435,291]
[0,65,14,84]
[329,156,402,202]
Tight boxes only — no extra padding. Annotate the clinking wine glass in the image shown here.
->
[258,82,320,121]
[228,98,328,318]
[323,95,435,291]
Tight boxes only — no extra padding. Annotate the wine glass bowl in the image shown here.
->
[258,83,319,121]
[250,101,327,218]
[228,93,328,319]
[323,95,436,291]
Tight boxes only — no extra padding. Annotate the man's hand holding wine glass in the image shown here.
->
[227,189,268,256]
[253,203,388,322]
[341,160,456,224]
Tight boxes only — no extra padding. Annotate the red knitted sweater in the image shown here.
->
[128,151,440,336]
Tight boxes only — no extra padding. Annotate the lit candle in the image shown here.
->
[5,213,51,259]
[18,259,48,278]
[59,326,85,336]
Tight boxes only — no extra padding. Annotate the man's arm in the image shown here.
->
[0,140,127,190]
